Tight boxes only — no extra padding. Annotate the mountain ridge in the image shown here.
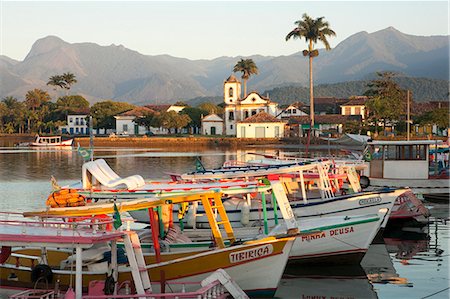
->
[1,27,448,104]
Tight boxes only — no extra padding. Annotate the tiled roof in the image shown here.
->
[144,104,172,112]
[412,101,449,115]
[119,107,155,117]
[341,97,368,106]
[288,114,361,124]
[226,74,239,83]
[239,112,284,123]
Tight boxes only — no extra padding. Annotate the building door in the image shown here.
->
[240,126,246,138]
[211,127,216,135]
[134,124,139,135]
[255,127,265,138]
[275,126,280,137]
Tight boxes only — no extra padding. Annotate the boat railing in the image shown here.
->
[83,280,228,299]
[0,213,118,234]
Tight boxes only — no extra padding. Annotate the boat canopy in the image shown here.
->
[326,134,371,146]
[368,140,443,146]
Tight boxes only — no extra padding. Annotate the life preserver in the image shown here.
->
[0,246,11,264]
[46,189,85,208]
[31,264,53,284]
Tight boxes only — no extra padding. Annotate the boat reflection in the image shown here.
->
[362,224,434,287]
[275,264,377,299]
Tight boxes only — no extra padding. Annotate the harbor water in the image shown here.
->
[0,146,448,299]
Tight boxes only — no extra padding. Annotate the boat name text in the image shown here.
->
[301,226,354,241]
[359,197,382,205]
[229,244,273,263]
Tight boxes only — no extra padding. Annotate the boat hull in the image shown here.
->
[0,237,294,297]
[130,189,402,229]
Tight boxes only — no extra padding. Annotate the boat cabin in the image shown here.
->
[366,140,443,179]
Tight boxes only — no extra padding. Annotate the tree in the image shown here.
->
[25,89,51,133]
[416,108,449,130]
[1,96,26,133]
[47,75,65,90]
[181,107,208,133]
[158,111,191,134]
[47,72,77,96]
[61,72,77,91]
[134,111,158,132]
[233,58,258,97]
[198,102,223,115]
[286,13,336,126]
[364,72,406,135]
[55,95,90,120]
[90,100,135,129]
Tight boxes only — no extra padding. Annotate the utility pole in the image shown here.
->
[407,90,410,141]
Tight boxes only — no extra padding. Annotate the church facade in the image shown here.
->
[223,74,279,136]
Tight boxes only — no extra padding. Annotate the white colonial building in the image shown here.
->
[114,107,154,135]
[60,114,89,135]
[237,112,286,138]
[201,114,224,135]
[223,74,278,136]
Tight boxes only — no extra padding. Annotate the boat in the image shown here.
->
[30,134,74,147]
[362,139,449,200]
[226,153,431,227]
[0,213,248,299]
[15,191,296,297]
[65,159,401,233]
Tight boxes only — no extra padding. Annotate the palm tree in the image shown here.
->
[233,58,258,98]
[61,72,77,92]
[286,13,336,126]
[47,75,66,90]
[25,89,51,132]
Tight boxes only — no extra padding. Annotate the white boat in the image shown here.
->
[363,139,449,200]
[30,134,74,147]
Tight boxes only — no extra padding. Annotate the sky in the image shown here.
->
[0,1,449,61]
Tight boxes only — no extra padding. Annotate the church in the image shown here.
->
[223,74,282,137]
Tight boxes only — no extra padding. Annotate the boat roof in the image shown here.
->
[0,219,123,248]
[368,140,443,146]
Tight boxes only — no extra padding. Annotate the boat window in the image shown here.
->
[371,146,383,160]
[384,145,426,160]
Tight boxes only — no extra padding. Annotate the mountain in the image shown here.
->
[1,27,448,104]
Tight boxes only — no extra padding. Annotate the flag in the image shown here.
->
[113,203,122,230]
[77,144,92,161]
[195,157,205,172]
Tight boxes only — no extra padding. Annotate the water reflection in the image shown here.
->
[0,147,448,299]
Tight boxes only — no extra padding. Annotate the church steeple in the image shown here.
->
[224,74,241,105]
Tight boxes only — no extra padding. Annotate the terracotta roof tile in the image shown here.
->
[239,112,284,123]
[119,107,155,117]
[144,104,172,112]
[288,114,361,124]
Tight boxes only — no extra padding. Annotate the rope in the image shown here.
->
[421,287,449,299]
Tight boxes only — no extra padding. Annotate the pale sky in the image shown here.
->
[1,1,449,61]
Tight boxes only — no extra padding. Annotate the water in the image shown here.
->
[0,146,448,299]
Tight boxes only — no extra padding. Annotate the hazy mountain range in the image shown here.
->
[1,27,448,104]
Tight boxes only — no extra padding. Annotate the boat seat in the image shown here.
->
[95,159,145,187]
[82,160,145,190]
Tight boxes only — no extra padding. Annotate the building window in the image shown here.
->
[293,109,297,114]
[230,125,233,129]
[69,118,73,123]
[355,107,361,115]
[251,110,257,116]
[123,124,128,132]
[229,111,234,120]
[229,87,233,97]
[345,107,351,115]
[244,111,249,119]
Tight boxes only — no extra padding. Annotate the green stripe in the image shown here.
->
[300,216,380,233]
